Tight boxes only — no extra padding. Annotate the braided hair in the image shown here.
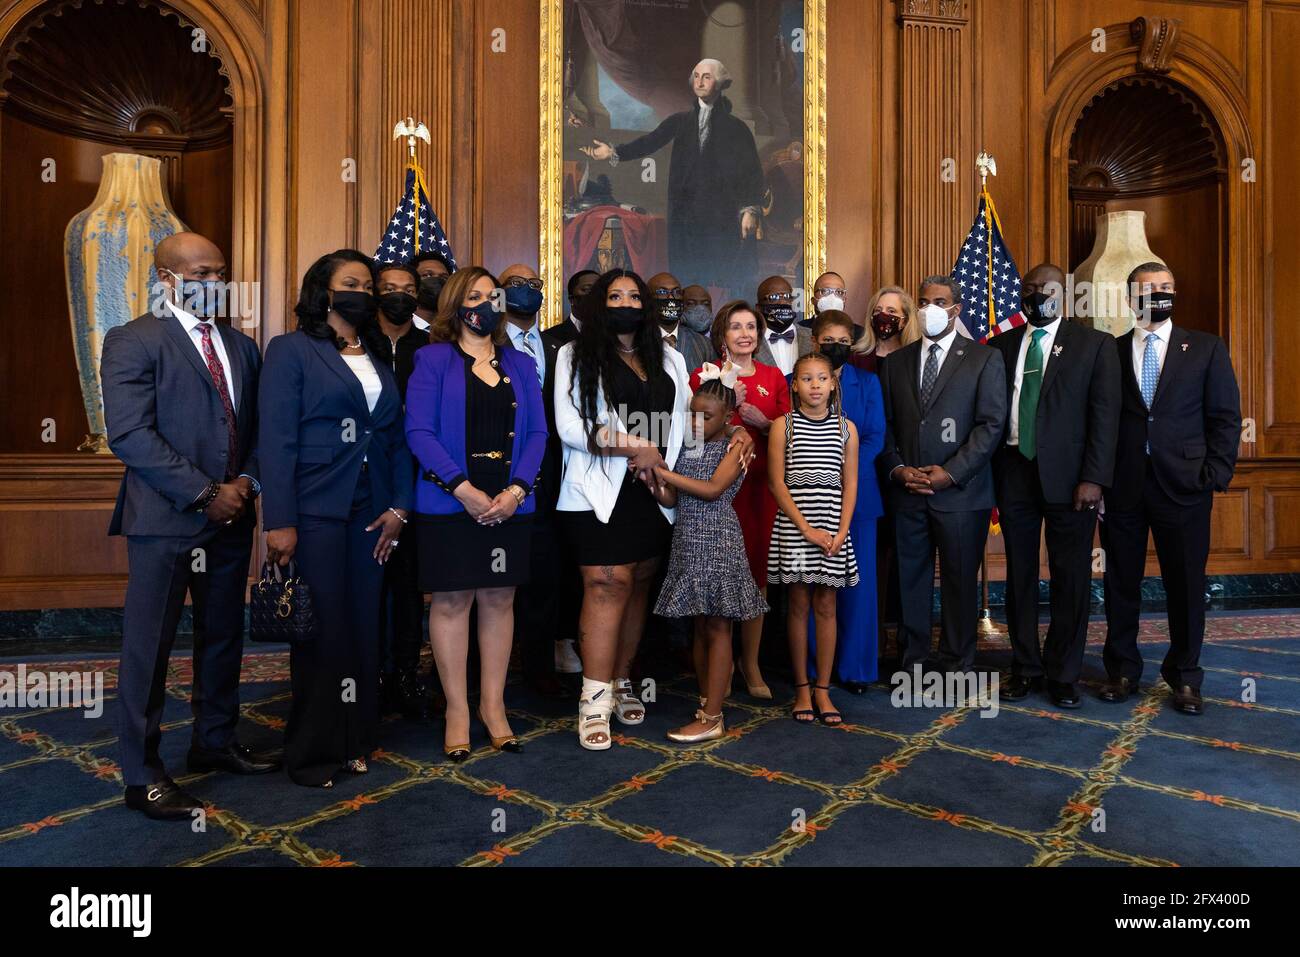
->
[790,351,845,446]
[694,376,737,413]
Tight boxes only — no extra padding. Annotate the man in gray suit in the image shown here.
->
[648,271,715,373]
[101,231,277,821]
[878,275,1007,674]
[753,275,812,374]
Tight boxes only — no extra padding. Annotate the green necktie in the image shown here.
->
[1018,329,1048,459]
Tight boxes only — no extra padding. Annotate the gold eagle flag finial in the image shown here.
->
[975,150,997,188]
[392,117,431,159]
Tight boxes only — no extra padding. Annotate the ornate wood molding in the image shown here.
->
[1130,15,1182,75]
[897,0,967,25]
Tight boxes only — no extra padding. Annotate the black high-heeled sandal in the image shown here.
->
[791,682,815,724]
[812,684,843,726]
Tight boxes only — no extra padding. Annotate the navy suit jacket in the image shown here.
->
[258,331,413,529]
[404,342,548,515]
[102,311,260,536]
[1109,324,1241,508]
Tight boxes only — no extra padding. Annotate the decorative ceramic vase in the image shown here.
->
[1072,210,1165,337]
[65,152,186,452]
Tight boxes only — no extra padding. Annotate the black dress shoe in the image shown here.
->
[1171,685,1204,715]
[187,741,281,775]
[1047,681,1082,709]
[1001,674,1042,701]
[393,667,430,719]
[1097,676,1133,703]
[124,778,202,821]
[841,681,869,695]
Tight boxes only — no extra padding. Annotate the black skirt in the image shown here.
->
[416,512,533,591]
[559,472,672,567]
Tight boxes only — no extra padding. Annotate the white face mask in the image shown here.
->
[921,303,952,338]
[816,293,844,313]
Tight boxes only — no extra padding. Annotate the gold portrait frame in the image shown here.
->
[538,0,827,328]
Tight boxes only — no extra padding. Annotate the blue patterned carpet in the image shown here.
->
[1,612,1297,867]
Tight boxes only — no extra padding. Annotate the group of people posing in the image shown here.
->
[101,230,1241,820]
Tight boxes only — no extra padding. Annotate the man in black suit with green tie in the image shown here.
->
[990,263,1120,709]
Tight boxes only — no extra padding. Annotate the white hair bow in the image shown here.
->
[697,361,739,389]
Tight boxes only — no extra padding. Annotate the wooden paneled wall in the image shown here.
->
[2,0,1299,610]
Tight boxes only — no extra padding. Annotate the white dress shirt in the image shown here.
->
[167,300,237,411]
[341,352,382,413]
[917,326,960,389]
[766,329,797,376]
[1008,318,1062,446]
[568,313,582,333]
[1131,320,1173,390]
[697,97,712,149]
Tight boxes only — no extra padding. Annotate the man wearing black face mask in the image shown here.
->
[754,275,812,376]
[1100,263,1240,715]
[411,251,452,330]
[371,262,432,718]
[989,263,1120,709]
[648,271,712,373]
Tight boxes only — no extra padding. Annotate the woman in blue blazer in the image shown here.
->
[809,311,886,690]
[260,249,414,788]
[405,266,547,761]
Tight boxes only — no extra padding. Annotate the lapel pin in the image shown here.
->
[1181,343,1189,351]
[956,349,965,357]
[757,384,770,397]
[1052,345,1063,357]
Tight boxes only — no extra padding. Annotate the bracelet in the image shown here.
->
[388,507,408,524]
[192,481,220,512]
[508,485,526,505]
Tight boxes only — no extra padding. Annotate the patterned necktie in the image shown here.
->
[1017,328,1048,459]
[769,329,795,345]
[519,329,543,385]
[1141,332,1160,408]
[920,342,941,408]
[198,323,238,481]
[664,333,677,349]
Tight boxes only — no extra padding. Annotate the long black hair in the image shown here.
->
[571,268,666,453]
[294,248,386,354]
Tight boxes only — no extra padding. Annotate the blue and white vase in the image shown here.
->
[65,152,186,452]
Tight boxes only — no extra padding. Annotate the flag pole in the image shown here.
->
[974,149,1007,638]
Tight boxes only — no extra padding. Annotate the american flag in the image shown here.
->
[951,188,1023,343]
[374,161,456,269]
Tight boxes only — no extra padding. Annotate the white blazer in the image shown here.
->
[553,340,692,524]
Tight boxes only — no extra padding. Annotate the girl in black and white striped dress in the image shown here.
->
[767,353,860,726]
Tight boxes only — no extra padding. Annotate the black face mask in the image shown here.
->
[819,342,851,370]
[605,305,645,335]
[1136,291,1175,325]
[378,292,418,325]
[1022,291,1061,327]
[761,304,796,331]
[417,275,447,311]
[655,299,682,327]
[330,290,377,326]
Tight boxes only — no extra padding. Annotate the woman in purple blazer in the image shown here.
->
[405,266,547,761]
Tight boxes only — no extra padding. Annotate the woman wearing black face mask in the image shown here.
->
[259,249,414,787]
[554,269,754,752]
[810,311,885,694]
[405,266,548,761]
[848,286,921,373]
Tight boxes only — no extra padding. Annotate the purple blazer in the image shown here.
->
[405,341,548,515]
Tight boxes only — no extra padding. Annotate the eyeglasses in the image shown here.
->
[653,287,684,297]
[503,277,544,291]
[761,292,794,302]
[814,287,847,298]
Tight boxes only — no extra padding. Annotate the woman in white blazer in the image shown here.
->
[553,270,751,751]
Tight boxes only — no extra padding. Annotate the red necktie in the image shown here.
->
[198,324,238,481]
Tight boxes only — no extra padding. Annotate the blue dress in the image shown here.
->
[808,364,885,682]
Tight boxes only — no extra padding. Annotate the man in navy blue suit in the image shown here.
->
[1099,263,1241,714]
[101,232,279,821]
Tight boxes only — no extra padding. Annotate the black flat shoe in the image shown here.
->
[1001,674,1042,701]
[812,684,843,726]
[187,741,281,775]
[124,778,202,821]
[1047,681,1082,709]
[1171,685,1204,715]
[1097,677,1133,703]
[791,682,815,724]
[841,681,869,695]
